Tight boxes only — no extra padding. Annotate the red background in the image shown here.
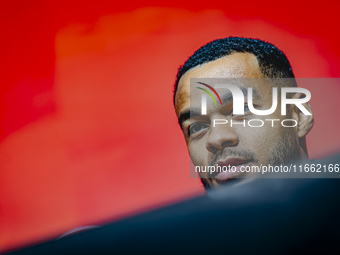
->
[1,0,340,252]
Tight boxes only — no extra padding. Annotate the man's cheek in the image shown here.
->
[235,126,277,153]
[190,148,209,167]
[190,140,207,161]
[191,152,204,166]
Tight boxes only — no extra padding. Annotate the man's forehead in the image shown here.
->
[175,53,263,116]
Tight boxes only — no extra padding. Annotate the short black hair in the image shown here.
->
[173,37,295,105]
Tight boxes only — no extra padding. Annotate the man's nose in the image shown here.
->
[206,123,239,153]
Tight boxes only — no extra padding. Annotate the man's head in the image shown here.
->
[174,37,314,189]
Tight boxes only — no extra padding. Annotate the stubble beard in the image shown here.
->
[200,127,302,190]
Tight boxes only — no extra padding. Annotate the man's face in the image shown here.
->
[175,53,302,188]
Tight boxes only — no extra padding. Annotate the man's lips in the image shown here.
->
[212,157,252,180]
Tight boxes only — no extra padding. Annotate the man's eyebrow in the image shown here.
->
[220,87,261,103]
[178,108,201,128]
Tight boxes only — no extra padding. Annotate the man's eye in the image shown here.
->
[188,123,208,135]
[244,104,250,112]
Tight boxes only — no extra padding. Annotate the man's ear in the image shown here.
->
[290,93,314,138]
